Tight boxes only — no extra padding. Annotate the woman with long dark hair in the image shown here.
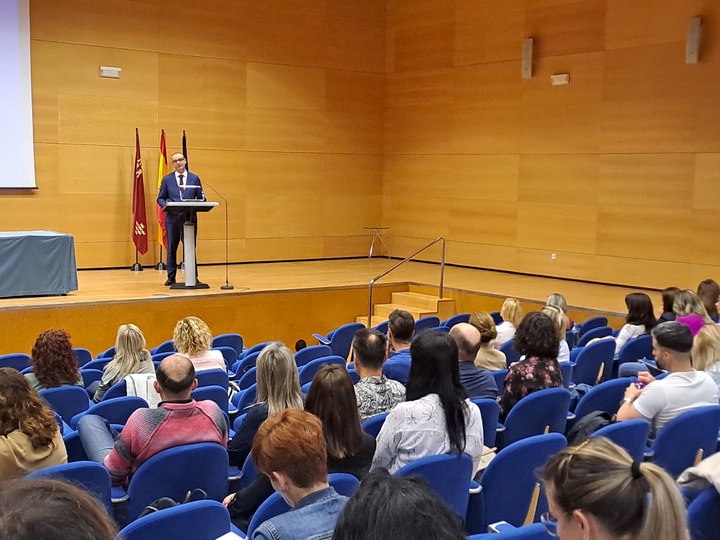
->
[499,311,564,421]
[0,368,67,480]
[370,331,484,476]
[615,293,657,358]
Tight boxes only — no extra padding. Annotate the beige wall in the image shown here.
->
[6,0,720,290]
[384,0,720,290]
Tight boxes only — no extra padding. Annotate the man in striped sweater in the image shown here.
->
[78,354,227,486]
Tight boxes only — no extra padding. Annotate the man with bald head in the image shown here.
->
[78,354,227,486]
[449,323,498,399]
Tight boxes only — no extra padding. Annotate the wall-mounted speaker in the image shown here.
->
[686,16,702,64]
[522,38,534,79]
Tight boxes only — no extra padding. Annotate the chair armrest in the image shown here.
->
[469,481,483,495]
[496,423,506,433]
[567,412,576,422]
[487,521,516,534]
[312,333,330,345]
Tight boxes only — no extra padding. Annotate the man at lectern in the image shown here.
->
[157,152,205,286]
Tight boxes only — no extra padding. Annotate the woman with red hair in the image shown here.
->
[25,329,83,392]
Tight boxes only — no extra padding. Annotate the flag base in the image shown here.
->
[170,282,210,290]
[155,262,167,270]
[131,263,143,272]
[221,284,234,290]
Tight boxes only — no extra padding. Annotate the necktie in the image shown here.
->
[179,174,185,195]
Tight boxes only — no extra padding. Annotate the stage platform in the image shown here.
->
[0,258,654,357]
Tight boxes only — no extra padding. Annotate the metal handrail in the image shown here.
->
[367,237,446,325]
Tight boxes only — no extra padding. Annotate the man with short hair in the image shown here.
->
[352,328,405,421]
[617,322,719,434]
[251,409,348,540]
[449,323,498,399]
[78,354,227,486]
[382,309,414,385]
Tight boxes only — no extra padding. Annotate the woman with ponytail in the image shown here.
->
[542,437,688,540]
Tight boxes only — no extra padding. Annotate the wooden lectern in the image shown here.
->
[163,201,218,289]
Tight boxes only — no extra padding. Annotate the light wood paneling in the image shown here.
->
[519,155,599,206]
[524,1,606,58]
[517,202,597,255]
[455,0,524,65]
[247,63,325,111]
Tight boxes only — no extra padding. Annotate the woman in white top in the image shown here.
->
[371,331,484,477]
[541,305,570,362]
[692,324,720,389]
[173,316,226,372]
[493,298,523,350]
[614,293,657,358]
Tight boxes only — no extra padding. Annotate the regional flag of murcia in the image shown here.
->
[132,128,149,255]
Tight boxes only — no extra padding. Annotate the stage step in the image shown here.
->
[391,291,455,320]
[355,315,389,328]
[372,303,437,320]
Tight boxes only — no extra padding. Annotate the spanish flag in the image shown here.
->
[156,129,168,248]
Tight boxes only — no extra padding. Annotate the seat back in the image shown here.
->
[240,451,258,488]
[441,313,471,328]
[578,316,608,335]
[572,339,615,386]
[234,383,258,412]
[39,386,91,424]
[0,352,32,371]
[83,358,112,372]
[614,335,653,378]
[395,453,473,520]
[192,385,229,415]
[326,323,365,360]
[247,492,292,537]
[492,369,509,394]
[80,368,104,389]
[196,369,229,391]
[328,472,360,497]
[576,326,613,348]
[478,433,567,530]
[501,340,521,366]
[559,362,573,389]
[151,351,175,364]
[120,500,232,540]
[101,379,127,401]
[415,316,441,333]
[504,388,571,446]
[62,430,89,462]
[151,339,175,355]
[237,366,257,390]
[574,377,634,419]
[490,311,503,325]
[298,355,346,385]
[373,320,389,334]
[467,523,551,539]
[98,346,116,359]
[212,333,244,356]
[687,486,720,540]
[27,461,112,514]
[593,419,651,462]
[652,405,720,478]
[127,443,228,521]
[471,398,500,449]
[213,346,238,372]
[362,411,390,438]
[73,348,94,367]
[71,395,149,429]
[294,345,332,367]
[233,350,261,375]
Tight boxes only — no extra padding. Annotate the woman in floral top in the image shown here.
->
[499,312,564,421]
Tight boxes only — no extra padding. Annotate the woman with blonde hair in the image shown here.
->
[673,289,713,337]
[0,368,68,480]
[92,324,154,402]
[541,305,570,362]
[547,293,574,330]
[494,298,523,350]
[173,316,225,372]
[227,342,303,467]
[692,324,720,389]
[542,437,688,540]
[469,312,506,370]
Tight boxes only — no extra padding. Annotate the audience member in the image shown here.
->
[697,279,720,323]
[692,324,720,389]
[658,286,681,323]
[382,309,414,385]
[614,293,657,358]
[616,322,718,434]
[332,469,466,540]
[228,342,303,467]
[673,289,712,336]
[78,354,227,486]
[91,323,154,402]
[541,304,570,362]
[499,312,564,421]
[0,368,67,480]
[449,323,497,399]
[25,329,83,392]
[371,331,484,476]
[547,292,574,329]
[469,312,506,370]
[542,437,689,540]
[0,478,117,540]
[251,409,348,540]
[173,316,226,372]
[494,298,522,349]
[306,365,376,479]
[351,328,405,421]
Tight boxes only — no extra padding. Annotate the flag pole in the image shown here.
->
[155,245,167,270]
[131,249,142,271]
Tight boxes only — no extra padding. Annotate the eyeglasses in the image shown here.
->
[171,157,185,163]
[540,512,559,537]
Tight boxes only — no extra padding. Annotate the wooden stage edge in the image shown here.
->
[0,258,651,356]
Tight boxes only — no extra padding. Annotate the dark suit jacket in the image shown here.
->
[157,171,205,221]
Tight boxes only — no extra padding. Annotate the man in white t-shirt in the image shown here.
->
[617,321,719,434]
